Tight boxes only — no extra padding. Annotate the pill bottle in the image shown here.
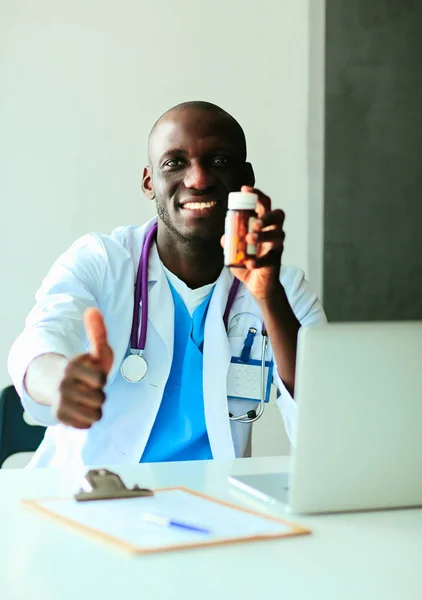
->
[224,191,259,267]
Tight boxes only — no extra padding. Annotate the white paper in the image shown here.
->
[37,489,292,549]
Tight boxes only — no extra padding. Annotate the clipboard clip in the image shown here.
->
[75,468,154,502]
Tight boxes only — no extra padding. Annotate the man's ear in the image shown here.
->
[243,162,255,188]
[142,166,155,200]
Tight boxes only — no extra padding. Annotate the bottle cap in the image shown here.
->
[228,191,258,210]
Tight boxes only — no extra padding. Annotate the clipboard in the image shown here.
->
[22,469,310,555]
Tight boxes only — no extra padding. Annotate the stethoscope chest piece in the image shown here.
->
[121,354,148,383]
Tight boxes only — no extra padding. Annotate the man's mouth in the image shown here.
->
[181,200,218,211]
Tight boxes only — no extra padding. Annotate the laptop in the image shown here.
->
[229,322,422,514]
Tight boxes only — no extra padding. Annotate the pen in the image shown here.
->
[142,512,211,535]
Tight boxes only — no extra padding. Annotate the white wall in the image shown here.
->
[0,0,324,457]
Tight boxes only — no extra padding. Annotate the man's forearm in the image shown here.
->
[24,353,68,406]
[256,284,300,397]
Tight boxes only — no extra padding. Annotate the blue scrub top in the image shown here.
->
[140,282,214,463]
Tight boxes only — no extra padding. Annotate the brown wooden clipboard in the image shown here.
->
[22,469,311,555]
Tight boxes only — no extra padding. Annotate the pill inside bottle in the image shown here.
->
[224,191,259,268]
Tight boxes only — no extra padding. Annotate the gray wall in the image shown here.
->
[324,0,422,321]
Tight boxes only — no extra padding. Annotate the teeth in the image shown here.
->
[183,201,217,210]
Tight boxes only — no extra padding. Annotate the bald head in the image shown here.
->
[148,101,247,164]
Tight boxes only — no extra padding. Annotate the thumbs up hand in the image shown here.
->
[53,308,114,429]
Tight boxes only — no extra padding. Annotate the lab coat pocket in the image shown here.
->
[227,335,245,359]
[227,335,261,401]
[228,329,265,363]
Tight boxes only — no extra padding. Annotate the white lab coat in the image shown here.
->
[8,217,326,468]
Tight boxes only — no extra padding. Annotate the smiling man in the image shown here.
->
[8,101,326,468]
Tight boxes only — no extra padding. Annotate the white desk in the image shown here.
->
[1,457,421,600]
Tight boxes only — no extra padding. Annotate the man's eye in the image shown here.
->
[164,159,186,168]
[211,156,229,166]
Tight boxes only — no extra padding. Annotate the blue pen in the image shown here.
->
[240,327,257,362]
[142,512,211,535]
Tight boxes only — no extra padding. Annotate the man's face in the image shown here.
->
[143,109,254,243]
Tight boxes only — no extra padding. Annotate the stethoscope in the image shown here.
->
[120,222,267,423]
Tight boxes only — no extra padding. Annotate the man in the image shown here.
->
[8,101,326,467]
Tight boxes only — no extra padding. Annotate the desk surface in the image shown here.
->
[1,456,421,600]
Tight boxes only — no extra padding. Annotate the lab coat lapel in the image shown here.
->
[203,269,245,459]
[146,243,174,360]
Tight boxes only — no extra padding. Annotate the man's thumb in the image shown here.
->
[83,308,113,374]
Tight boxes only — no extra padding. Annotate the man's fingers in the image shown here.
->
[247,227,285,247]
[241,185,271,218]
[245,250,283,270]
[261,208,285,228]
[60,379,106,409]
[83,308,113,374]
[55,399,102,429]
[56,346,109,429]
[63,356,106,389]
[72,386,106,410]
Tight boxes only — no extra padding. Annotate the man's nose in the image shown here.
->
[184,163,215,190]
